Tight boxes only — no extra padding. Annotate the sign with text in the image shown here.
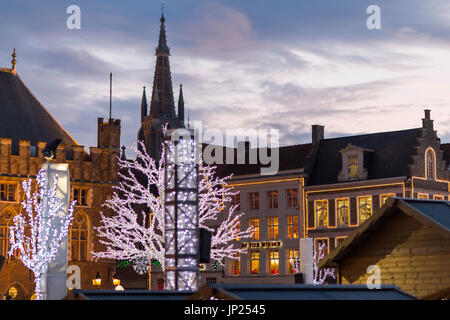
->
[241,241,282,250]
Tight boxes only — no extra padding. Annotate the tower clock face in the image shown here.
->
[132,257,150,275]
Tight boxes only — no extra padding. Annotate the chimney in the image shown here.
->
[312,125,324,151]
[422,109,433,130]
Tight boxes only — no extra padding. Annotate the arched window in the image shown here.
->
[0,209,16,258]
[426,148,435,179]
[70,211,89,261]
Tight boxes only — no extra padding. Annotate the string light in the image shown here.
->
[8,169,76,300]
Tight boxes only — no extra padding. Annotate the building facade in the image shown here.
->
[0,52,121,299]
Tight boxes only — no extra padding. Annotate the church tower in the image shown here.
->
[138,14,185,160]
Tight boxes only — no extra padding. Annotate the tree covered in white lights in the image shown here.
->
[93,139,255,270]
[9,169,76,300]
[289,242,336,285]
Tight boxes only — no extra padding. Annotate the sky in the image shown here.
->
[0,0,449,150]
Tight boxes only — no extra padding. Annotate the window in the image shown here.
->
[231,257,240,275]
[156,278,164,290]
[336,198,349,227]
[380,194,395,206]
[206,277,217,284]
[249,250,260,274]
[0,210,15,257]
[314,238,329,257]
[287,248,299,274]
[286,215,299,239]
[70,211,89,261]
[73,188,88,206]
[0,183,17,202]
[249,218,259,240]
[315,200,328,228]
[287,189,298,208]
[231,193,240,210]
[418,193,429,200]
[268,191,278,209]
[235,220,241,241]
[434,195,445,200]
[267,216,279,240]
[426,148,435,179]
[358,196,372,224]
[347,155,359,180]
[335,236,348,248]
[248,192,259,210]
[268,249,279,274]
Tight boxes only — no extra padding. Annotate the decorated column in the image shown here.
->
[163,128,199,291]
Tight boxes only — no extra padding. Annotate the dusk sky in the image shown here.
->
[1,0,449,150]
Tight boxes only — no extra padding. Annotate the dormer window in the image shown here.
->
[347,154,359,179]
[338,144,372,182]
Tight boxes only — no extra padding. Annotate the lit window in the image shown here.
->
[249,250,260,274]
[314,238,329,257]
[0,183,17,202]
[8,287,18,299]
[418,194,429,200]
[336,198,349,227]
[267,216,279,240]
[235,220,241,241]
[268,249,279,274]
[380,194,395,206]
[248,192,259,210]
[335,236,347,248]
[287,248,299,274]
[268,191,278,209]
[286,215,299,239]
[249,218,259,240]
[347,155,359,179]
[73,188,89,206]
[0,210,16,258]
[426,149,435,179]
[231,193,240,210]
[287,189,298,208]
[315,200,328,228]
[358,196,372,224]
[231,256,240,276]
[70,211,89,261]
[434,195,445,200]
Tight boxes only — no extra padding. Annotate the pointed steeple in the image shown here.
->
[150,14,175,119]
[156,14,170,56]
[178,84,185,124]
[141,86,148,122]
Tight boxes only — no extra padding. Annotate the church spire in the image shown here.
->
[141,86,147,122]
[178,84,185,124]
[150,13,175,119]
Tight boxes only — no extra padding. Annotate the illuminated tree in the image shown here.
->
[289,242,336,285]
[93,139,254,270]
[8,169,75,300]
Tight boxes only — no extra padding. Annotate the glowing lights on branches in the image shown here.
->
[8,168,75,300]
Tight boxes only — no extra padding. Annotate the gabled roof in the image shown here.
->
[441,143,450,168]
[214,143,312,177]
[308,129,422,186]
[319,198,450,268]
[0,70,78,148]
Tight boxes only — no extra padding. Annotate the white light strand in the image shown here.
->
[8,169,75,300]
[93,126,255,272]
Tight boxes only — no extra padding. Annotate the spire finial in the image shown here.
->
[11,48,17,72]
[109,72,113,120]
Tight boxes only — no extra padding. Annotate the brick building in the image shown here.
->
[0,51,121,299]
[319,198,450,298]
